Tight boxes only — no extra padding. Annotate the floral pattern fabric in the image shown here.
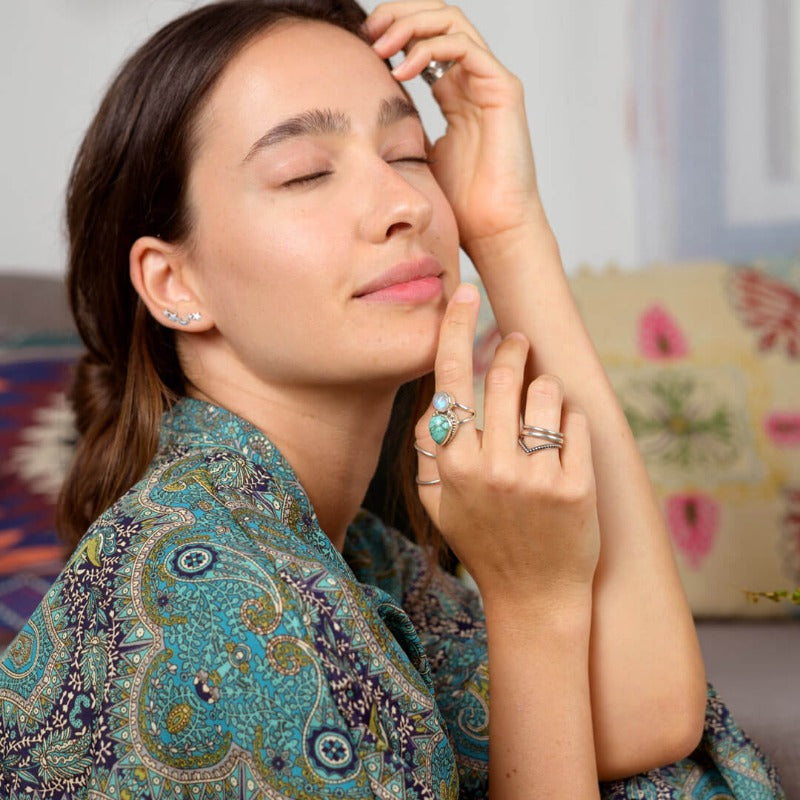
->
[0,399,785,798]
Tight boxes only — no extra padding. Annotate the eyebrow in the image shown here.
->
[242,96,420,163]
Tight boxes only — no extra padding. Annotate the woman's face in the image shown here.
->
[182,19,460,393]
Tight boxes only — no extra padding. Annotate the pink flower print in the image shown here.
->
[764,412,800,447]
[665,493,720,569]
[638,305,689,360]
[730,268,800,359]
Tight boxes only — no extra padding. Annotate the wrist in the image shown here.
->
[482,583,593,638]
[462,216,558,275]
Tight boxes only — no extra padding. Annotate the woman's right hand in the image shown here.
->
[415,283,600,608]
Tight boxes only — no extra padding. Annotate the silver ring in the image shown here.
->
[416,476,441,485]
[518,439,562,455]
[520,431,564,446]
[429,390,475,446]
[421,59,455,86]
[414,441,437,458]
[521,424,564,442]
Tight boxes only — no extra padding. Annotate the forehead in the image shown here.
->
[201,19,404,138]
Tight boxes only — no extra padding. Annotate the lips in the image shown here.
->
[353,256,443,298]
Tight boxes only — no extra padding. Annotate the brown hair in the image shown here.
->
[57,0,438,559]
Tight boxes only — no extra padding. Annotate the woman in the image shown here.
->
[0,1,784,797]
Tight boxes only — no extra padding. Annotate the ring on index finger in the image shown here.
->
[428,390,475,446]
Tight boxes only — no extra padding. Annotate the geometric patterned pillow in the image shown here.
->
[0,337,78,644]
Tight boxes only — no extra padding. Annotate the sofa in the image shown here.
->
[1,269,798,795]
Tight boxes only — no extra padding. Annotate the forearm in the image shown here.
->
[467,224,706,777]
[484,594,599,800]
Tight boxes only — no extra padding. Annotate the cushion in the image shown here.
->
[0,275,78,644]
[472,259,800,617]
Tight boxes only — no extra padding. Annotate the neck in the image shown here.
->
[191,377,398,552]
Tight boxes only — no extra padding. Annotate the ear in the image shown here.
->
[129,236,214,331]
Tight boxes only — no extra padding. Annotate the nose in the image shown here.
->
[358,159,434,243]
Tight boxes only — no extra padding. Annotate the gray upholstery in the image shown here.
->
[697,620,799,795]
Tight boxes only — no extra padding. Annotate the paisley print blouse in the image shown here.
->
[0,399,784,799]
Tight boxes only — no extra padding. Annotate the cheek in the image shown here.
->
[430,190,461,253]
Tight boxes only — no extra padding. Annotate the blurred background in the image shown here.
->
[3,0,798,277]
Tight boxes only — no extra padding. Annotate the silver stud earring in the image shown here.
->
[163,309,202,326]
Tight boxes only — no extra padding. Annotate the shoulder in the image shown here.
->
[1,456,457,797]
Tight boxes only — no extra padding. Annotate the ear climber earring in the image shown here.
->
[163,309,202,326]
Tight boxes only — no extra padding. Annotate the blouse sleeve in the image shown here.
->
[0,459,460,800]
[378,529,491,800]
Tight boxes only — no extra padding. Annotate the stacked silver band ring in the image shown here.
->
[415,442,440,484]
[414,441,437,459]
[421,59,455,86]
[428,391,475,447]
[518,424,565,455]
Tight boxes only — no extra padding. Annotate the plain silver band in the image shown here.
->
[414,441,437,458]
[421,59,454,86]
[415,476,441,485]
[521,424,564,441]
[520,430,564,446]
[518,438,562,455]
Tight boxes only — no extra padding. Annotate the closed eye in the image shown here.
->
[282,170,332,187]
[389,156,434,166]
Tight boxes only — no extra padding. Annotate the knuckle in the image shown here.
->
[558,476,596,507]
[484,364,518,392]
[437,356,462,384]
[506,74,524,97]
[482,461,518,492]
[445,305,471,329]
[443,457,470,485]
[530,373,564,399]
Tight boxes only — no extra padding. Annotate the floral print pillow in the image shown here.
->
[472,260,800,617]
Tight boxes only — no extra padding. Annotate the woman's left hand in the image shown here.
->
[364,1,546,252]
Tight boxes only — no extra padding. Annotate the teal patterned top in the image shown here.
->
[0,398,784,799]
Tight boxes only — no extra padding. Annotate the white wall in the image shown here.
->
[0,0,636,276]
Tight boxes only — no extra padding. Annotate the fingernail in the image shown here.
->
[452,283,477,304]
[390,58,407,77]
[505,331,527,342]
[372,33,388,50]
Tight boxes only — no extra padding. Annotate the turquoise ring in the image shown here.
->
[428,391,476,446]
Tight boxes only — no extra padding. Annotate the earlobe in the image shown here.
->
[129,236,212,331]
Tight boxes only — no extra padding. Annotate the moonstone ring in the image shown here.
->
[428,391,475,447]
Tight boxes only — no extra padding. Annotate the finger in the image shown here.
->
[370,7,488,58]
[364,0,447,40]
[390,32,501,85]
[521,374,565,460]
[414,415,442,489]
[481,332,529,461]
[431,282,480,454]
[558,405,595,488]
